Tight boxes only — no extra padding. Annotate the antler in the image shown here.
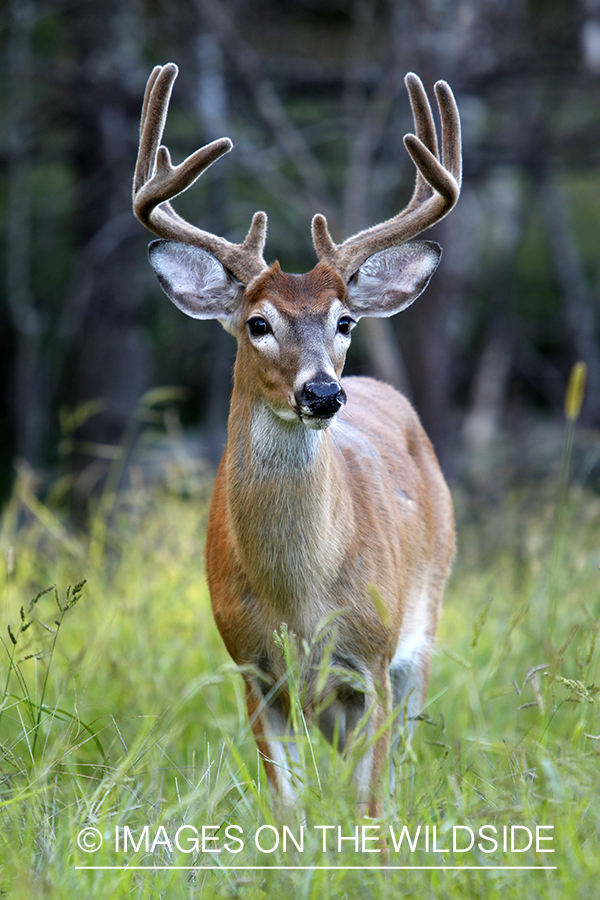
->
[133,63,268,284]
[311,74,462,280]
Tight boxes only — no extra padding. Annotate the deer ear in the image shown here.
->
[346,241,442,318]
[148,240,244,333]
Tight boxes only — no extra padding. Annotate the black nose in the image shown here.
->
[299,380,346,418]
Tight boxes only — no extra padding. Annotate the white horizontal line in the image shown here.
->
[75,865,557,871]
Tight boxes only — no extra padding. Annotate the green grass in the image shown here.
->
[0,445,599,898]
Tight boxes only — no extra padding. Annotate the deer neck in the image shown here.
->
[224,388,352,606]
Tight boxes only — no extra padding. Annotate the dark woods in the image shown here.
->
[1,0,600,508]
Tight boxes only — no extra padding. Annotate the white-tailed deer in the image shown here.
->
[133,63,461,815]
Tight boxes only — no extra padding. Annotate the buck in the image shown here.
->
[133,63,461,816]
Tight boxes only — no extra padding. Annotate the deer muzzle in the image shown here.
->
[297,378,346,421]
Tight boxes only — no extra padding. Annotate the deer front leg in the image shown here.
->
[244,679,304,808]
[352,667,391,819]
[388,627,435,794]
[317,665,391,819]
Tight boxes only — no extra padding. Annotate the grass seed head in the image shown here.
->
[564,361,587,421]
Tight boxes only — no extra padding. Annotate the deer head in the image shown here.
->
[133,63,461,429]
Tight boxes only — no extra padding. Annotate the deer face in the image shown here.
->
[238,263,353,429]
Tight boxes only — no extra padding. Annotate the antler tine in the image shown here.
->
[436,79,462,186]
[311,74,462,281]
[133,63,268,284]
[134,65,170,194]
[403,72,440,210]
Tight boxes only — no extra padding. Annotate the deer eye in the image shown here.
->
[247,316,271,337]
[337,315,356,337]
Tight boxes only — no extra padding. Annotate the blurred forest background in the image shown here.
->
[1,0,600,513]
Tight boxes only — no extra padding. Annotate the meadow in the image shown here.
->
[0,405,599,899]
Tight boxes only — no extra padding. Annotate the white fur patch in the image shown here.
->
[391,627,429,671]
[250,402,321,473]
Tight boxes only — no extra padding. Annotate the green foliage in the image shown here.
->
[0,579,88,764]
[0,449,600,896]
